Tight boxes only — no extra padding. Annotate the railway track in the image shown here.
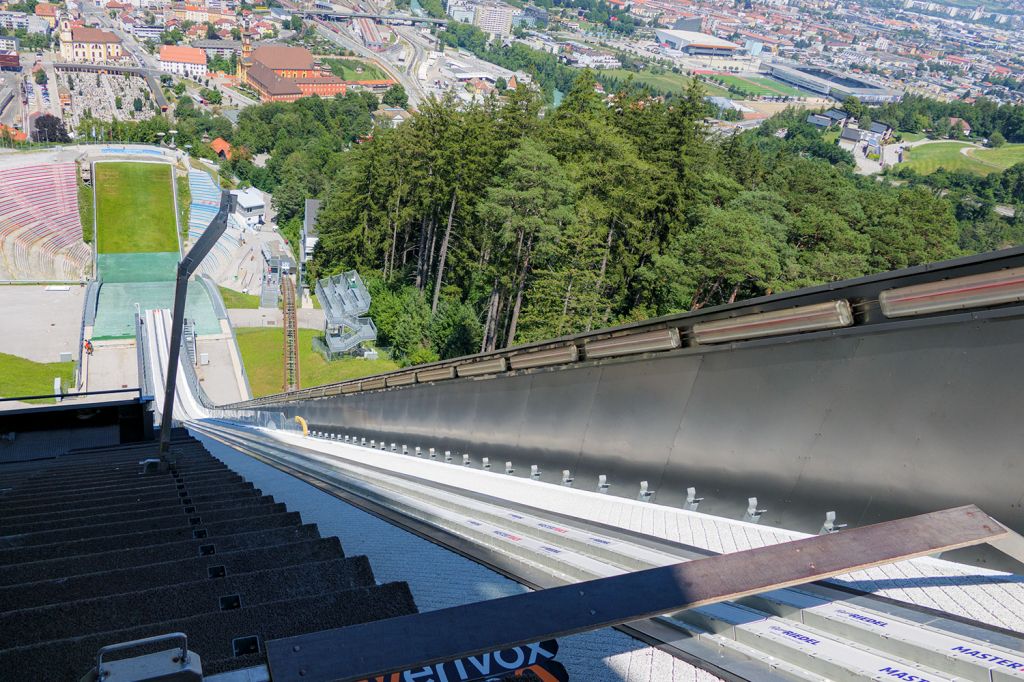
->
[282,275,299,392]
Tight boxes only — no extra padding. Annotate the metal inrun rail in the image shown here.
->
[282,276,299,392]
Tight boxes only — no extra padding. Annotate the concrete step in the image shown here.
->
[0,501,287,551]
[0,582,417,681]
[0,510,304,566]
[0,480,257,517]
[0,524,322,586]
[1,487,263,526]
[0,557,378,648]
[0,536,347,611]
[0,494,278,535]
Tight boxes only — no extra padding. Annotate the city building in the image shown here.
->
[0,35,18,52]
[193,39,241,59]
[355,17,387,51]
[59,25,124,63]
[474,3,513,36]
[239,43,347,102]
[446,1,474,23]
[158,45,208,78]
[655,29,740,56]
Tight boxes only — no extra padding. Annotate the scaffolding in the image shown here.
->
[316,270,377,358]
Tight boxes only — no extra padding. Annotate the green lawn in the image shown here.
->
[78,172,94,244]
[899,141,1024,175]
[602,69,729,97]
[897,131,927,142]
[323,58,390,81]
[970,144,1024,170]
[219,286,261,309]
[95,163,178,254]
[711,74,808,98]
[236,327,399,397]
[0,352,75,402]
[176,174,191,240]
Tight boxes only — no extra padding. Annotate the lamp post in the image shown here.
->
[158,190,235,455]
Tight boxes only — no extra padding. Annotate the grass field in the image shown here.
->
[897,131,928,142]
[602,69,729,97]
[970,144,1024,170]
[95,163,178,254]
[710,74,809,98]
[176,174,191,240]
[0,352,75,403]
[323,58,390,81]
[77,172,94,244]
[900,142,1024,175]
[219,286,261,309]
[236,327,399,397]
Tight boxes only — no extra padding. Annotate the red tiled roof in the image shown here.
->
[160,45,206,65]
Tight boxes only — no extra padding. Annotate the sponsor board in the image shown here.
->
[356,640,569,682]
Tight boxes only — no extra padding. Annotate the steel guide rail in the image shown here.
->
[190,421,1024,682]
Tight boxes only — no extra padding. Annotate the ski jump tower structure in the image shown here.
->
[316,270,377,357]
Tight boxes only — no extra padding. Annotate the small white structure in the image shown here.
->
[231,187,266,228]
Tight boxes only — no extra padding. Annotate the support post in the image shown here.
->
[158,191,234,456]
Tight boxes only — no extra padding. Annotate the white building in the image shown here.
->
[231,187,266,228]
[474,3,513,36]
[158,45,207,79]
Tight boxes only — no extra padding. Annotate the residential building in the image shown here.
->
[211,137,232,159]
[949,117,972,135]
[0,10,29,31]
[132,24,164,41]
[231,187,265,228]
[446,1,474,23]
[59,26,124,63]
[159,45,207,78]
[0,36,18,51]
[193,39,241,59]
[372,106,411,128]
[474,3,513,36]
[33,2,57,28]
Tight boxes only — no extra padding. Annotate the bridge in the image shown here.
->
[299,9,448,26]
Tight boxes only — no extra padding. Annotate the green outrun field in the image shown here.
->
[235,327,399,397]
[95,162,179,254]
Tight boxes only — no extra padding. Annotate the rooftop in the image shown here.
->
[251,45,316,71]
[159,45,206,66]
[70,26,121,44]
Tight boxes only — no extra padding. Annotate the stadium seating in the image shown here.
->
[187,171,245,279]
[0,163,90,281]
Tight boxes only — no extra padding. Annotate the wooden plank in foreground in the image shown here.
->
[266,504,1021,682]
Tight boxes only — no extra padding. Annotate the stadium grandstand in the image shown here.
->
[0,162,91,281]
[187,169,245,280]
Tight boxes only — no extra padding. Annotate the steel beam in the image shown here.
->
[266,505,1024,682]
[158,191,233,455]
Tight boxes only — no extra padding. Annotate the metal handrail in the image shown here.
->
[0,387,144,403]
